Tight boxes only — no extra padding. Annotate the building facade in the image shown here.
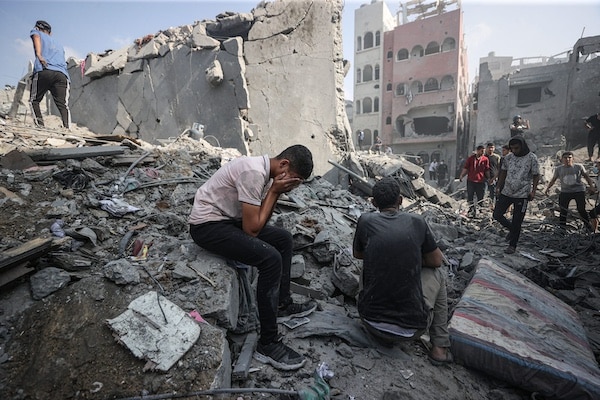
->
[353,0,468,176]
[353,0,396,150]
[472,36,600,157]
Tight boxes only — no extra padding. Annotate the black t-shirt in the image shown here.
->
[353,210,438,329]
[587,114,600,133]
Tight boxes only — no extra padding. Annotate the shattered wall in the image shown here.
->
[66,0,351,178]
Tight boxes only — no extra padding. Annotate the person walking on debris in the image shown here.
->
[29,20,71,129]
[188,145,317,371]
[428,159,438,181]
[357,130,365,151]
[510,115,530,138]
[499,144,510,167]
[352,177,453,366]
[584,112,600,162]
[544,151,595,230]
[485,143,501,203]
[437,160,448,187]
[588,160,600,232]
[459,145,490,218]
[373,136,383,154]
[493,136,540,254]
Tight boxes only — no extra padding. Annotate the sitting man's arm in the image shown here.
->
[422,248,443,268]
[241,172,302,237]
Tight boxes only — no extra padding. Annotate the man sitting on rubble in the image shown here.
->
[189,144,317,371]
[352,177,453,366]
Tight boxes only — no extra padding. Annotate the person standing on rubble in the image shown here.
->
[493,136,540,254]
[353,177,453,366]
[584,112,600,162]
[188,144,317,371]
[510,115,530,138]
[459,145,490,218]
[428,159,438,181]
[437,160,448,187]
[588,160,600,232]
[544,151,595,230]
[357,130,365,151]
[485,143,501,203]
[29,20,71,129]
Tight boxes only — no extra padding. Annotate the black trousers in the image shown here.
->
[190,221,292,344]
[558,191,589,225]
[493,194,528,248]
[30,69,71,128]
[588,130,600,159]
[466,180,486,214]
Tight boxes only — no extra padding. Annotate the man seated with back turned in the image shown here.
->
[352,177,453,365]
[189,144,317,371]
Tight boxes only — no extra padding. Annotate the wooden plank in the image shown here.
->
[0,262,35,287]
[25,146,127,161]
[109,155,156,166]
[0,237,53,270]
[231,332,258,381]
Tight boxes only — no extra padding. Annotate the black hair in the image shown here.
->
[35,20,51,33]
[372,177,401,210]
[275,145,313,180]
[562,151,573,158]
[508,135,530,156]
[487,142,495,147]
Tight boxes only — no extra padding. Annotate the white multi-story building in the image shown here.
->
[353,0,395,150]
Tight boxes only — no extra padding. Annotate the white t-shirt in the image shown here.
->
[188,155,272,224]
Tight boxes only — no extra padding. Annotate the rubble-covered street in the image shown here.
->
[1,104,600,399]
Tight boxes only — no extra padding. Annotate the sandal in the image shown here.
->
[428,350,454,366]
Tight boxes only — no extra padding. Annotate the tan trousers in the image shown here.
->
[362,267,450,348]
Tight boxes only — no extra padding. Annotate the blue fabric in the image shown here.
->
[30,29,69,80]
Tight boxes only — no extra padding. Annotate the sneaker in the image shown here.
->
[277,300,317,322]
[505,246,516,254]
[254,341,306,370]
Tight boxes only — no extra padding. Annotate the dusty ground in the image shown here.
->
[1,112,599,400]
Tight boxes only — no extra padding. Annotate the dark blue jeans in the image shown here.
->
[493,194,528,248]
[190,221,292,344]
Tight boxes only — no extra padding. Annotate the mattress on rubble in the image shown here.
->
[449,258,600,399]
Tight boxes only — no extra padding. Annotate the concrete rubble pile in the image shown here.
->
[1,120,600,398]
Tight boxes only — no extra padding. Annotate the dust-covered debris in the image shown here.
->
[1,109,600,400]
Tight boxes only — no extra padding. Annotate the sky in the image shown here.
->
[1,0,600,100]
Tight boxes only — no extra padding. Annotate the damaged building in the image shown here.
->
[471,35,600,157]
[352,0,469,175]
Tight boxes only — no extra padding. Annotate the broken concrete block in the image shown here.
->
[191,23,220,48]
[85,47,129,78]
[29,267,71,300]
[205,60,224,86]
[103,259,140,285]
[106,291,201,371]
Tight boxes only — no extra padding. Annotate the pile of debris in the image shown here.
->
[1,114,600,399]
